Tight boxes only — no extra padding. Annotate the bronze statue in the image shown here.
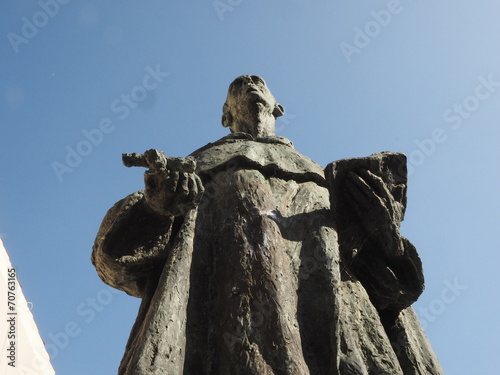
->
[92,75,443,374]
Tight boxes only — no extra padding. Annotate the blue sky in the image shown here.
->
[1,1,499,374]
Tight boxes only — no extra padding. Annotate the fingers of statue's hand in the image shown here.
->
[345,174,368,215]
[346,171,392,223]
[195,174,204,195]
[176,172,189,197]
[346,171,386,211]
[165,171,180,194]
[144,170,179,214]
[357,169,388,196]
[170,173,203,214]
[346,171,373,205]
[348,170,394,218]
[186,174,203,205]
[346,170,404,258]
[170,172,204,208]
[144,168,203,216]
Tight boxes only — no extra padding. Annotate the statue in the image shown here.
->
[92,75,444,374]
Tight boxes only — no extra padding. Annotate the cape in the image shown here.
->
[92,134,443,375]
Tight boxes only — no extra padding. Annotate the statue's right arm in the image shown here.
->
[91,190,176,298]
[92,167,203,298]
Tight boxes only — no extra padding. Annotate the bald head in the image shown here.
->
[222,75,284,137]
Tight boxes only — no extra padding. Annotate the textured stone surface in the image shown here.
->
[92,75,443,374]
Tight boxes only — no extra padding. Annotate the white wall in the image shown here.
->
[0,238,55,374]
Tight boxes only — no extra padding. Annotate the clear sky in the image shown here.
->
[1,1,498,374]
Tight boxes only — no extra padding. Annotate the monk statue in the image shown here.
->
[92,75,444,374]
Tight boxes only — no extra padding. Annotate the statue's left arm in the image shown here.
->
[326,153,424,312]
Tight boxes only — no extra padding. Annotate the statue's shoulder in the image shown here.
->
[190,132,292,153]
[190,133,325,185]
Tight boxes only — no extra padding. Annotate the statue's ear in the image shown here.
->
[222,112,232,128]
[273,103,285,118]
[222,103,232,127]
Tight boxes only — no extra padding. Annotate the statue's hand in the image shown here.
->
[144,167,204,217]
[345,169,404,258]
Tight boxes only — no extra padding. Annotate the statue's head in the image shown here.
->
[222,75,284,137]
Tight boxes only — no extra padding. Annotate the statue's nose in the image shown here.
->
[246,84,258,93]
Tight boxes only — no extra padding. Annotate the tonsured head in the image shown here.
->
[222,75,285,137]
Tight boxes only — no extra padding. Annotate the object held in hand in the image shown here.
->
[122,149,196,173]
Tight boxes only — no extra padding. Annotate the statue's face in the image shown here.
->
[227,75,276,110]
[224,75,284,137]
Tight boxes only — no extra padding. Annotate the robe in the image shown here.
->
[92,133,443,375]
